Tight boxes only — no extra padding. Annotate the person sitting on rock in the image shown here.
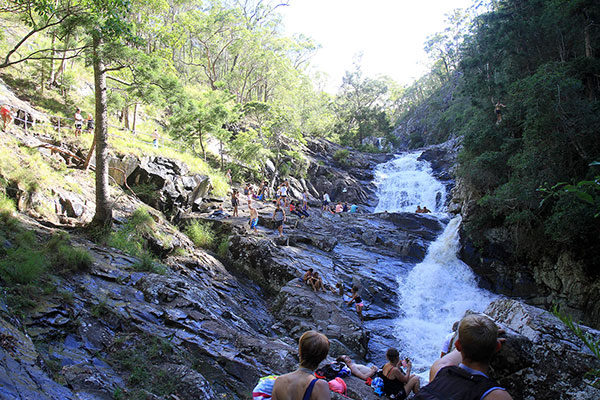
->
[211,204,230,219]
[417,314,512,400]
[308,271,325,292]
[441,321,459,358]
[336,355,378,380]
[335,201,343,213]
[303,268,314,284]
[422,206,431,213]
[272,330,331,400]
[330,282,344,296]
[381,348,420,399]
[342,202,349,212]
[350,204,358,213]
[1,104,14,132]
[347,286,364,320]
[415,205,423,213]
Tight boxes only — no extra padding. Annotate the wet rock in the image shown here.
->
[486,298,600,400]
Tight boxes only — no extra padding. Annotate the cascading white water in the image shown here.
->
[374,152,495,377]
[374,153,446,213]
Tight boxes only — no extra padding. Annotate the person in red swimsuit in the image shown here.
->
[1,105,13,132]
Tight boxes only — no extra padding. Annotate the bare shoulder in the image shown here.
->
[313,379,331,399]
[485,389,513,400]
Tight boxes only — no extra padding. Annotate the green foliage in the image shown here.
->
[46,232,93,274]
[132,252,166,275]
[333,149,349,162]
[216,237,229,259]
[185,221,215,249]
[0,247,47,285]
[130,183,160,206]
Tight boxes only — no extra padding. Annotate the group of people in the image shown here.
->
[321,192,357,214]
[73,108,94,138]
[302,269,365,321]
[269,314,511,400]
[415,205,431,214]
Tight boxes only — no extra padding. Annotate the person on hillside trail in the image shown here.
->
[74,108,84,137]
[86,113,94,134]
[1,104,14,132]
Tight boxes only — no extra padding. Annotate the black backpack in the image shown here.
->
[414,366,502,400]
[315,362,345,381]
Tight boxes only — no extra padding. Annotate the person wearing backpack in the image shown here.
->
[416,314,512,400]
[271,330,331,400]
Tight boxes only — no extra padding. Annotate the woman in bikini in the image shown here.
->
[347,286,364,320]
[381,348,420,399]
[271,330,331,400]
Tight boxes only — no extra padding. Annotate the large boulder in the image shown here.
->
[486,298,600,400]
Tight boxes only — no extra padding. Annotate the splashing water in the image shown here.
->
[374,152,496,378]
[374,153,446,213]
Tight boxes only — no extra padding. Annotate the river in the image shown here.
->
[373,152,496,377]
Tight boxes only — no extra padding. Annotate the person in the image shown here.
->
[298,202,310,218]
[249,205,259,233]
[226,169,232,184]
[308,271,325,292]
[441,321,459,358]
[342,202,349,213]
[422,207,431,213]
[290,202,307,219]
[210,204,230,219]
[336,355,377,380]
[257,181,265,200]
[302,189,309,210]
[262,181,270,200]
[86,113,94,134]
[350,204,358,213]
[231,189,239,217]
[418,314,512,400]
[322,192,331,212]
[271,330,330,400]
[330,282,344,296]
[272,203,286,237]
[1,104,14,132]
[247,185,254,207]
[277,183,288,207]
[152,129,160,148]
[381,348,420,399]
[74,108,84,137]
[494,101,506,125]
[415,205,423,213]
[303,268,314,284]
[347,286,364,321]
[334,202,343,213]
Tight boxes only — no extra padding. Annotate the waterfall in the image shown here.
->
[374,152,496,377]
[374,153,446,213]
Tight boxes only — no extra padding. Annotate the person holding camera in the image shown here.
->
[381,348,420,399]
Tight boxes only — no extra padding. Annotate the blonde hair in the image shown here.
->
[299,331,329,370]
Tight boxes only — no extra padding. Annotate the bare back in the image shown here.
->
[271,371,330,400]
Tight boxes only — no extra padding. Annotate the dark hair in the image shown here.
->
[386,348,400,363]
[458,314,498,363]
[299,331,329,370]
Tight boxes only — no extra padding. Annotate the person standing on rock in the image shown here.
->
[271,330,331,400]
[417,314,512,400]
[231,189,239,217]
[249,205,259,233]
[322,192,331,212]
[74,108,84,137]
[347,286,364,321]
[272,203,286,237]
[302,189,309,210]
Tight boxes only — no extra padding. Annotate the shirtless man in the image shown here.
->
[336,355,378,380]
[249,205,259,233]
[418,314,512,400]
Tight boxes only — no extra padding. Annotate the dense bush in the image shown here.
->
[185,220,215,249]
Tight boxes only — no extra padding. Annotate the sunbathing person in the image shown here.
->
[336,355,378,380]
[303,268,314,284]
[308,272,325,292]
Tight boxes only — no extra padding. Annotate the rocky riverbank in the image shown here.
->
[1,125,599,399]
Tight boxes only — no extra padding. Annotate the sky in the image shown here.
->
[279,0,475,91]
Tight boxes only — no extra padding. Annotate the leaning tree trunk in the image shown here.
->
[90,34,112,227]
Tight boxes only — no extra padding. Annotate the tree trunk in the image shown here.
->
[132,103,138,133]
[199,131,206,161]
[123,104,130,129]
[220,139,224,170]
[48,33,56,87]
[584,13,595,101]
[90,35,112,227]
[52,32,71,86]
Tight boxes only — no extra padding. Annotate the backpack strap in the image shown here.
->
[302,378,319,400]
[416,366,503,400]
